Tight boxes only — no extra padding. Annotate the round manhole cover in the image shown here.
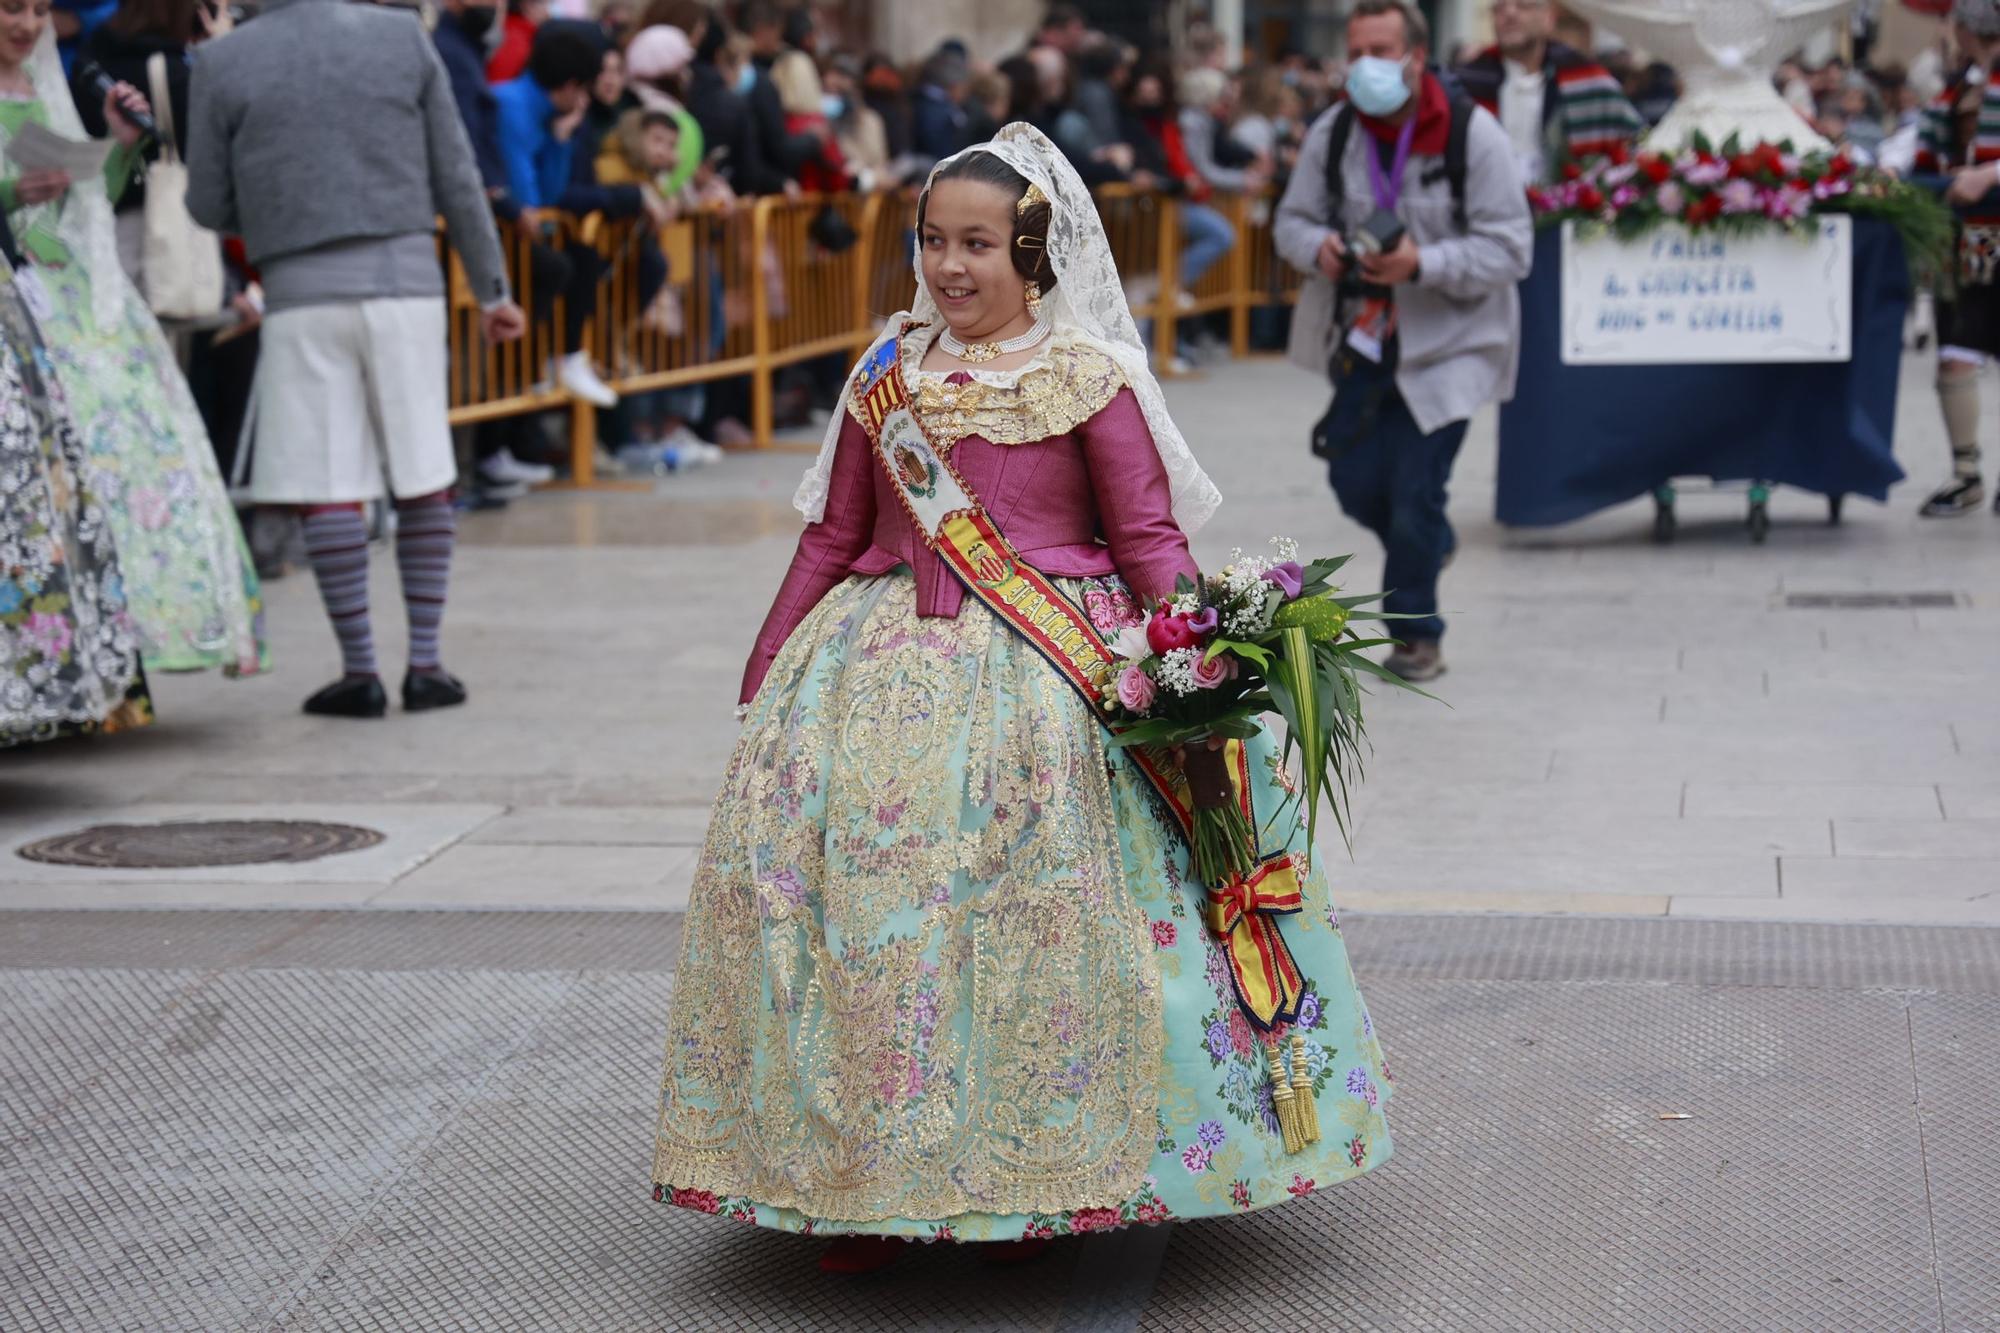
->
[17,820,386,869]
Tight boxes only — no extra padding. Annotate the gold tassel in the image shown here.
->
[1267,1042,1303,1155]
[1289,1034,1321,1146]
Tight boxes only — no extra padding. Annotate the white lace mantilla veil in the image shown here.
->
[792,121,1223,534]
[21,27,126,329]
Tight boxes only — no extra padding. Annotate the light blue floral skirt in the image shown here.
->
[651,571,1392,1240]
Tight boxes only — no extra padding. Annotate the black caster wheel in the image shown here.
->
[1828,494,1845,525]
[1748,502,1771,544]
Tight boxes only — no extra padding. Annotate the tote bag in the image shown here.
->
[141,53,224,320]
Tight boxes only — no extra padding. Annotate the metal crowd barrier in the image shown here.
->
[440,187,1301,482]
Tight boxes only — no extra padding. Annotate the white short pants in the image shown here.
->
[247,297,455,504]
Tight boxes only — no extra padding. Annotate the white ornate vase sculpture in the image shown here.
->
[1563,0,1856,151]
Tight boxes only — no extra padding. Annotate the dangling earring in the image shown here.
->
[1024,280,1042,316]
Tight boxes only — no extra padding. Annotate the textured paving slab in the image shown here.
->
[3,912,1998,1332]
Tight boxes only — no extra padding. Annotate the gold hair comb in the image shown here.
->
[1017,182,1049,215]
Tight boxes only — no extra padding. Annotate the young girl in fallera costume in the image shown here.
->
[649,124,1394,1273]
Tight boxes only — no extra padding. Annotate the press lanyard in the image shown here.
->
[1366,114,1417,213]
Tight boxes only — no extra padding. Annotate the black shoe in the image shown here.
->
[1919,476,1986,517]
[402,669,468,712]
[303,674,387,718]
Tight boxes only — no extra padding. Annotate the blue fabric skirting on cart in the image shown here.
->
[1496,218,1910,528]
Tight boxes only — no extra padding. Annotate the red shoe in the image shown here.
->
[818,1235,904,1275]
[980,1237,1054,1266]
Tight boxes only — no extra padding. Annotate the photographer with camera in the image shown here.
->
[1275,0,1531,683]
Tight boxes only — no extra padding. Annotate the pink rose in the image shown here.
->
[1654,181,1685,217]
[1115,666,1157,713]
[1189,652,1236,690]
[1150,920,1178,948]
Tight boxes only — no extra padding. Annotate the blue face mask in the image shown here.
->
[821,93,846,120]
[1345,55,1412,118]
[735,63,758,96]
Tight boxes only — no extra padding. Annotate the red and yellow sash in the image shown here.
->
[851,326,1306,1028]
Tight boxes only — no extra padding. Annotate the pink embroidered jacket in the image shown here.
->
[741,380,1198,704]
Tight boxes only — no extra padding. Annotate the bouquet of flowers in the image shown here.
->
[1527,134,1951,276]
[1099,537,1414,887]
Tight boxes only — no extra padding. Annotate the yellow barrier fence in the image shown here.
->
[443,187,1303,482]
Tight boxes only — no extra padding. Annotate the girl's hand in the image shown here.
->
[14,169,72,205]
[103,83,152,149]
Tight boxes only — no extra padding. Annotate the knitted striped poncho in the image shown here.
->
[1456,42,1643,165]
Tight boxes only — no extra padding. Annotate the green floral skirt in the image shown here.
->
[651,572,1392,1239]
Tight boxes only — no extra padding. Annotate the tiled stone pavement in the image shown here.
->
[2,911,1997,1332]
[6,351,1997,921]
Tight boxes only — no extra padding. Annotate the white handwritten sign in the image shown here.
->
[1560,218,1852,365]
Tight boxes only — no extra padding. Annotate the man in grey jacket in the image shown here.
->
[187,0,526,720]
[1275,0,1532,683]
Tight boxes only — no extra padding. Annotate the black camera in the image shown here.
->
[1345,208,1406,262]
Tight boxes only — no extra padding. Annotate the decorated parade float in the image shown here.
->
[1500,0,1950,540]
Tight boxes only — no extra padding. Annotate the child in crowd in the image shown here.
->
[599,107,727,468]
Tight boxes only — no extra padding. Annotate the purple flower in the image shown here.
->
[1719,179,1758,214]
[1186,605,1219,638]
[1610,184,1641,209]
[1345,1067,1371,1095]
[1204,1019,1232,1061]
[1764,184,1811,222]
[1296,992,1321,1029]
[1680,155,1729,186]
[1260,561,1304,599]
[1256,1082,1281,1136]
[1196,1119,1227,1149]
[1655,181,1685,217]
[1180,1142,1213,1173]
[1813,176,1853,201]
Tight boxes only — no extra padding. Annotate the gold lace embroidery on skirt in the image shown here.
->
[653,576,1166,1221]
[910,338,1126,448]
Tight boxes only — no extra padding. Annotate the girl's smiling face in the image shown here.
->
[920,178,1032,342]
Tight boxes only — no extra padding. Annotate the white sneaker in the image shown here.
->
[480,448,556,486]
[559,351,618,408]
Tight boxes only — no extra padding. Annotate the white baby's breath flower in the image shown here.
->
[1271,535,1300,562]
[1156,647,1201,696]
[1169,592,1201,616]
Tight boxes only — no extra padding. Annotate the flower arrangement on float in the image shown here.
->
[1528,133,1952,273]
[1097,537,1418,887]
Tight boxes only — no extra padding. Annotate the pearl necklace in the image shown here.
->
[939,318,1051,364]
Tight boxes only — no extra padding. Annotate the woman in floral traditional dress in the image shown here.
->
[1,205,151,746]
[0,16,263,676]
[650,123,1393,1273]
